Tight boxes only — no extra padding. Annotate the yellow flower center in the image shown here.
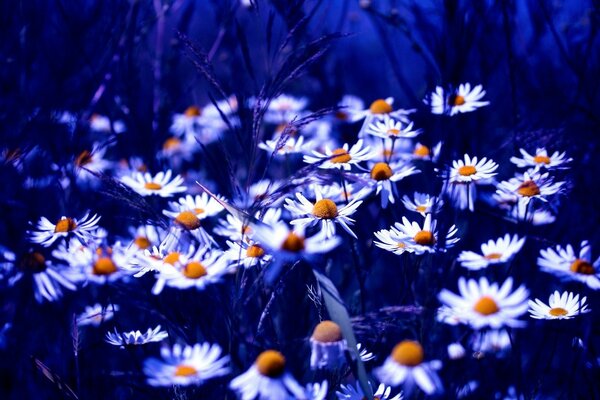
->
[184,105,202,117]
[391,340,424,367]
[256,350,286,378]
[163,137,181,150]
[396,242,406,248]
[517,180,540,197]
[330,148,351,164]
[484,253,503,260]
[570,259,595,275]
[450,94,466,106]
[175,211,201,230]
[93,257,117,275]
[174,365,197,377]
[75,150,93,167]
[369,99,393,114]
[134,236,151,249]
[281,232,305,252]
[370,162,393,181]
[144,182,162,190]
[415,205,427,213]
[413,230,435,246]
[311,320,343,343]
[549,307,568,317]
[194,208,205,215]
[312,199,338,219]
[413,144,430,157]
[458,165,477,176]
[533,155,551,164]
[54,217,77,233]
[473,296,499,315]
[182,261,207,279]
[246,244,265,258]
[387,128,400,136]
[20,252,47,272]
[163,252,180,265]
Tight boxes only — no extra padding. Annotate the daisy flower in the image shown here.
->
[457,234,525,270]
[408,142,442,162]
[356,343,376,362]
[144,343,230,386]
[336,381,403,400]
[259,135,314,157]
[214,208,281,243]
[426,83,489,116]
[128,224,165,251]
[510,148,571,170]
[163,193,224,245]
[314,182,372,204]
[365,116,420,140]
[229,350,306,400]
[159,136,196,161]
[437,277,529,329]
[151,247,233,295]
[105,325,168,347]
[447,343,466,360]
[73,144,112,177]
[365,161,420,208]
[335,94,364,121]
[76,303,119,327]
[470,329,512,354]
[264,94,308,124]
[29,213,101,247]
[449,154,498,184]
[401,192,444,216]
[284,190,363,239]
[309,320,347,370]
[303,140,374,171]
[225,240,272,269]
[89,114,126,133]
[351,97,415,124]
[121,169,186,197]
[528,291,590,320]
[495,171,564,208]
[374,340,443,395]
[537,241,600,289]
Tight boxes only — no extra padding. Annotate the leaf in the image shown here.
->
[313,270,373,399]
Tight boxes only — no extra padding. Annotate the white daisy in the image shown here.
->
[214,208,282,243]
[365,161,420,208]
[449,154,498,184]
[229,350,306,400]
[374,340,443,395]
[143,342,230,386]
[159,136,196,161]
[401,192,443,216]
[469,329,512,354]
[89,114,126,133]
[365,116,420,140]
[356,343,376,362]
[457,234,525,270]
[309,320,347,370]
[29,213,101,247]
[426,83,489,116]
[335,94,365,122]
[259,135,314,157]
[76,303,119,327]
[510,148,571,170]
[121,169,186,197]
[496,171,564,208]
[407,142,442,162]
[225,240,272,269]
[351,97,415,124]
[264,94,308,124]
[537,241,600,289]
[105,325,168,347]
[303,140,375,170]
[128,224,166,251]
[437,277,529,329]
[336,381,403,400]
[528,291,590,320]
[73,144,112,177]
[285,190,363,239]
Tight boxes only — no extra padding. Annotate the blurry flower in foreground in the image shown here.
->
[285,190,363,239]
[374,340,442,395]
[470,329,512,355]
[375,214,458,255]
[121,169,186,197]
[214,208,281,243]
[335,95,364,121]
[510,148,571,171]
[537,241,600,289]
[229,350,306,399]
[408,142,442,162]
[105,325,168,347]
[73,145,112,178]
[144,343,230,386]
[495,171,564,208]
[309,320,346,369]
[76,303,119,327]
[264,94,308,124]
[365,161,420,208]
[303,140,374,170]
[457,234,525,270]
[401,192,443,216]
[305,380,329,400]
[426,83,489,116]
[437,277,529,329]
[29,213,101,247]
[89,114,126,134]
[528,291,590,320]
[336,381,403,400]
[447,342,466,360]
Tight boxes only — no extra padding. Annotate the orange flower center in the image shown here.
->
[387,128,400,136]
[175,211,201,230]
[182,261,207,279]
[484,253,503,260]
[413,230,435,246]
[93,257,117,275]
[184,105,202,117]
[163,137,181,150]
[369,99,393,114]
[174,365,197,377]
[533,155,551,164]
[517,180,540,197]
[246,244,265,258]
[415,205,427,213]
[281,232,305,252]
[20,252,47,272]
[549,307,568,317]
[570,259,595,275]
[312,199,338,219]
[458,165,477,176]
[144,182,162,190]
[330,148,351,164]
[163,252,180,265]
[134,236,151,249]
[450,94,466,106]
[311,320,343,343]
[413,144,430,157]
[370,162,393,181]
[256,350,286,378]
[55,217,77,233]
[75,150,93,167]
[391,340,424,367]
[473,296,499,315]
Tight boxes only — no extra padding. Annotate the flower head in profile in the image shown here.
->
[29,213,101,247]
[336,381,403,400]
[528,291,590,320]
[401,192,443,216]
[121,169,186,197]
[225,240,272,269]
[76,303,119,327]
[303,140,375,171]
[365,161,420,208]
[105,325,168,347]
[496,171,564,208]
[457,234,525,270]
[437,277,529,329]
[309,320,347,370]
[259,135,314,157]
[426,83,489,116]
[510,148,571,171]
[365,116,420,140]
[143,343,230,386]
[537,241,600,289]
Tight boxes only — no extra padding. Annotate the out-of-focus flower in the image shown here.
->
[105,325,168,347]
[309,320,347,369]
[401,192,444,216]
[426,83,489,116]
[214,208,281,243]
[374,340,443,395]
[351,97,415,124]
[457,234,525,270]
[305,380,329,400]
[128,225,165,251]
[336,381,403,400]
[437,277,529,329]
[121,170,186,197]
[259,135,314,157]
[225,240,272,269]
[144,343,230,386]
[29,213,101,247]
[73,145,113,178]
[408,142,442,162]
[335,95,364,122]
[229,350,306,400]
[76,303,119,327]
[470,329,512,355]
[365,116,420,140]
[447,342,466,360]
[89,114,126,133]
[510,148,571,171]
[537,241,600,289]
[264,94,308,124]
[303,140,374,170]
[365,161,420,208]
[528,291,590,320]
